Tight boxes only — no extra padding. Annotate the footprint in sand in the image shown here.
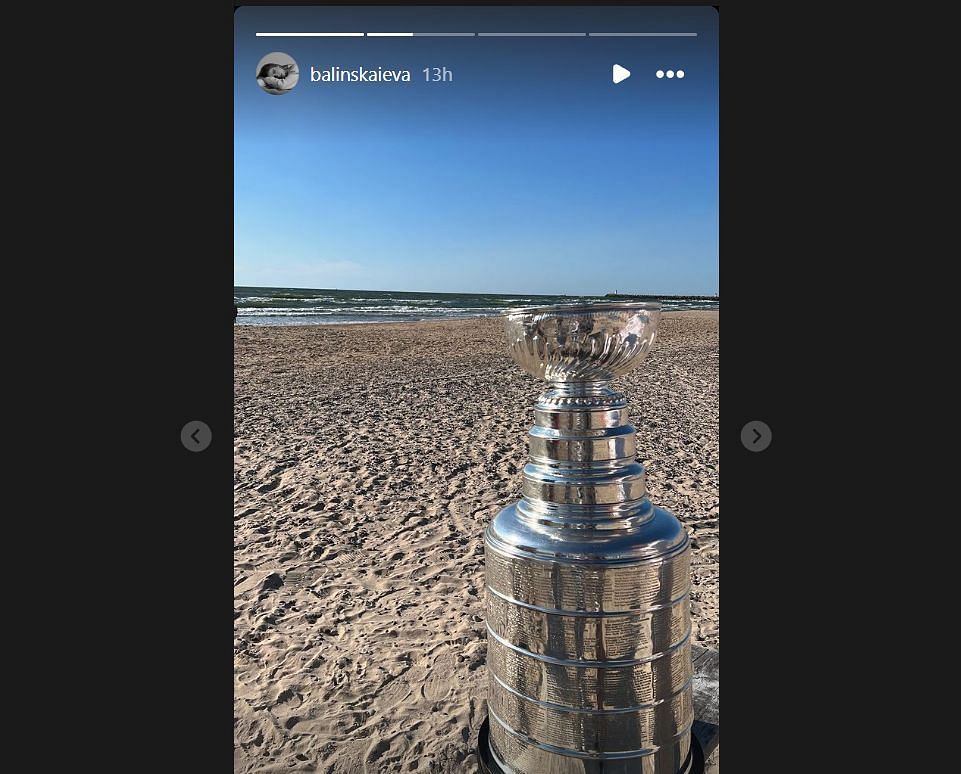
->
[377,676,412,710]
[421,654,454,701]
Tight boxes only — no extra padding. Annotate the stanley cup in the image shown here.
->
[480,302,697,774]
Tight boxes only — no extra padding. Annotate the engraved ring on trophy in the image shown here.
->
[478,302,699,774]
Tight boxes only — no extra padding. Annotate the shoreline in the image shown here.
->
[234,308,719,332]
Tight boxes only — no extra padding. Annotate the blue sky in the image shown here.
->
[235,6,718,295]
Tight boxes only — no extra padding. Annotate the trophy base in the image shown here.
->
[477,717,704,774]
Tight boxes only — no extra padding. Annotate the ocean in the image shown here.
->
[234,287,719,326]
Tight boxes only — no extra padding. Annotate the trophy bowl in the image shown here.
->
[504,301,660,383]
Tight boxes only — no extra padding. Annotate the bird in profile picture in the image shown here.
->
[257,62,299,94]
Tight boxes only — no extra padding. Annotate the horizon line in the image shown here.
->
[233,284,719,298]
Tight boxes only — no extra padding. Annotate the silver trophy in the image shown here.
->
[479,302,698,774]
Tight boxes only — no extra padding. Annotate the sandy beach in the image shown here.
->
[234,311,719,773]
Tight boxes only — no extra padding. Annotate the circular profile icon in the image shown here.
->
[256,52,299,95]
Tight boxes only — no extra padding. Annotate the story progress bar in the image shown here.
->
[254,32,699,37]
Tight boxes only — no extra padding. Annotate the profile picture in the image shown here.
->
[256,52,299,95]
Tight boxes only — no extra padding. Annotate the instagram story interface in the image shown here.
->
[235,5,718,774]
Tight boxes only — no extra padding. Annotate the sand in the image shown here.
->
[234,311,719,773]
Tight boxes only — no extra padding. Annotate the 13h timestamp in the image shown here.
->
[423,66,454,82]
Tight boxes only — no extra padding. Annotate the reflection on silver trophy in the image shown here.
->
[480,302,698,774]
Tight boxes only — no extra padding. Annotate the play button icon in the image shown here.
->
[612,64,631,84]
